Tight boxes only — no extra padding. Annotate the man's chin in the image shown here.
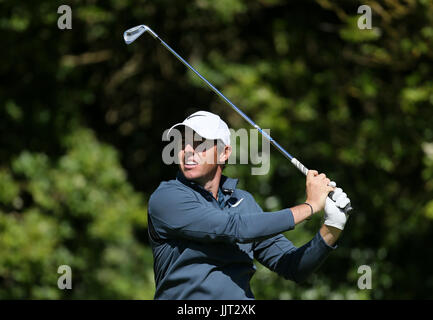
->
[181,166,201,180]
[179,163,218,184]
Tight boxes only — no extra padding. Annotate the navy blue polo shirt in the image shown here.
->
[147,172,336,299]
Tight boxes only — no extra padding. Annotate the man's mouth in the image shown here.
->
[184,160,198,169]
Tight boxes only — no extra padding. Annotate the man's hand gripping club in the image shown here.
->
[305,170,351,231]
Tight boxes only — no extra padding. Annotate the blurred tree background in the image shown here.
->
[1,0,432,299]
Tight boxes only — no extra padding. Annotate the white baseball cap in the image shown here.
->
[167,110,231,146]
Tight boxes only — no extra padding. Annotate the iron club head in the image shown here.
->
[124,25,147,44]
[123,25,158,44]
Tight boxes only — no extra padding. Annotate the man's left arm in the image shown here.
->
[253,188,351,283]
[253,230,337,284]
[320,224,341,247]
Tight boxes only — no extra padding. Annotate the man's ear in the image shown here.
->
[219,145,232,163]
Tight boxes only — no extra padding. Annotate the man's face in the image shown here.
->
[177,127,226,184]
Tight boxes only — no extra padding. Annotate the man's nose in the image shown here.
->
[184,142,195,153]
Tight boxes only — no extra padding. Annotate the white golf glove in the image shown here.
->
[324,185,351,230]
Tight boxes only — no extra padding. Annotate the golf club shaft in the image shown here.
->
[128,25,352,213]
[147,29,304,168]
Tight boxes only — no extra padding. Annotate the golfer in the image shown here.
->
[148,110,351,300]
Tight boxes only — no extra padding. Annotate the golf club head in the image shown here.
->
[123,25,157,44]
[124,25,147,44]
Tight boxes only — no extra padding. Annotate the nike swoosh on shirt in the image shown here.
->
[229,198,244,208]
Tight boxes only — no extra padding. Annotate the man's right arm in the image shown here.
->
[148,185,295,244]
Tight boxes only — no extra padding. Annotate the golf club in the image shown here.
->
[123,24,353,214]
